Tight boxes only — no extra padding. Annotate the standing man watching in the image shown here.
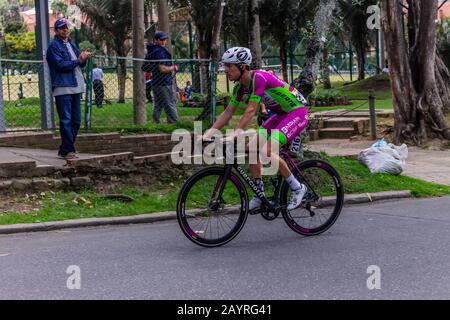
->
[46,18,92,159]
[92,64,104,108]
[142,31,179,124]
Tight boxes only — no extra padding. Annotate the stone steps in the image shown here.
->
[0,151,176,194]
[319,128,356,139]
[313,109,393,119]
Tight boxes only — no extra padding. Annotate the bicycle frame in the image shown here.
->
[213,148,313,215]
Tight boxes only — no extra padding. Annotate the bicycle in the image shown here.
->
[176,138,344,247]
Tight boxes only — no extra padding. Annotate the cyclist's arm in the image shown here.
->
[234,101,259,134]
[204,104,237,138]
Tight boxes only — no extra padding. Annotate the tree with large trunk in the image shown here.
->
[157,0,173,54]
[171,0,226,120]
[338,0,377,81]
[248,0,262,69]
[259,0,315,82]
[222,0,249,47]
[211,0,226,62]
[195,0,226,120]
[381,0,450,144]
[133,0,146,125]
[77,0,132,103]
[292,0,337,98]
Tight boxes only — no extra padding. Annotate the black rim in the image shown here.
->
[177,167,248,247]
[281,160,344,236]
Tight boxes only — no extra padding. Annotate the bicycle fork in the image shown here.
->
[209,165,234,211]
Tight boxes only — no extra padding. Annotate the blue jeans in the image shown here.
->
[55,94,81,156]
[152,85,179,124]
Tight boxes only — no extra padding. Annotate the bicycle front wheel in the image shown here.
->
[280,160,344,236]
[177,167,249,247]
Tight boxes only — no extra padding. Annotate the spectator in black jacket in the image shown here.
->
[142,31,179,124]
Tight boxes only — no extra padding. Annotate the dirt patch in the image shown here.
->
[0,194,43,215]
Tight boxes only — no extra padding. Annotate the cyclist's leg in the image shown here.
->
[247,116,281,210]
[249,114,282,180]
[268,107,309,209]
[257,107,308,177]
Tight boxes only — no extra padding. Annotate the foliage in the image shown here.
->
[76,0,132,57]
[4,21,24,34]
[258,0,316,79]
[0,2,21,30]
[79,40,96,52]
[51,0,69,16]
[4,32,36,60]
[310,88,344,101]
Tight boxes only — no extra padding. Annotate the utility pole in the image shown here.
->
[35,0,54,130]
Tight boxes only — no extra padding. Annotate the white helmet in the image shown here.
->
[221,47,252,66]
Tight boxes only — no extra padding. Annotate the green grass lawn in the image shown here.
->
[311,98,393,113]
[0,156,448,225]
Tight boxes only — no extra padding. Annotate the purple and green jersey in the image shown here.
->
[229,70,307,115]
[229,70,309,146]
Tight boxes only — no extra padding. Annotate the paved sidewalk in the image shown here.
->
[0,147,96,167]
[308,139,450,185]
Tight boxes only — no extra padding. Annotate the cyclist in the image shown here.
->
[202,47,309,211]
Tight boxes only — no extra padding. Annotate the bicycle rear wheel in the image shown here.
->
[177,167,248,247]
[280,160,344,236]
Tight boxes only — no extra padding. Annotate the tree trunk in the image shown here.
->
[292,0,337,97]
[355,45,366,81]
[157,0,172,54]
[323,47,331,89]
[197,0,226,122]
[381,0,450,144]
[248,0,262,69]
[133,0,146,125]
[211,0,226,62]
[117,58,127,103]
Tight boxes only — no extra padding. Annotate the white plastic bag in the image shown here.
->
[358,143,408,175]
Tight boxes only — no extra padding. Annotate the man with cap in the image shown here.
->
[46,18,92,159]
[142,31,179,124]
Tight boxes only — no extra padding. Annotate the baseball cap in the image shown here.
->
[154,31,168,40]
[54,18,69,30]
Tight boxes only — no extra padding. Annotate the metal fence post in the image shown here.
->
[84,58,93,130]
[369,89,377,140]
[0,60,5,132]
[35,0,55,130]
[349,43,353,82]
[210,60,217,125]
[188,20,194,81]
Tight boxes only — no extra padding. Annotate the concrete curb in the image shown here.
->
[0,190,413,235]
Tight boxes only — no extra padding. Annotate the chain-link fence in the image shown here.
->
[0,59,51,132]
[83,56,217,130]
[0,57,218,133]
[216,49,381,96]
[0,50,382,133]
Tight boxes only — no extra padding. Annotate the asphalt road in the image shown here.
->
[0,196,449,300]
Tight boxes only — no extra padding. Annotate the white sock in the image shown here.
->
[286,174,302,191]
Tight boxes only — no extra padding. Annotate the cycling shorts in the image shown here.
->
[257,107,308,146]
